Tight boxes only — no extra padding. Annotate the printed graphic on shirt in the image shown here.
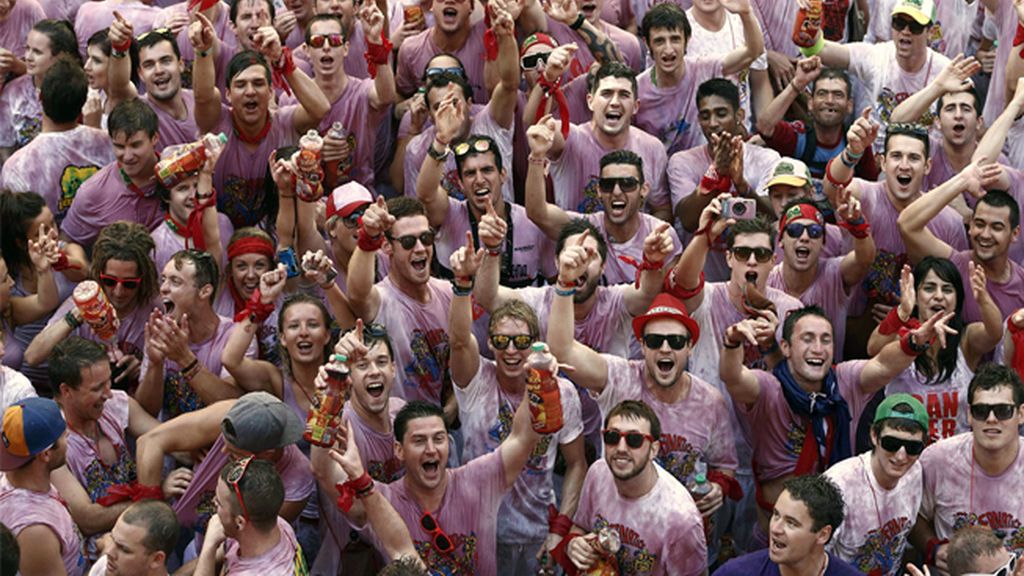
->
[59,164,101,216]
[415,530,478,574]
[660,117,692,156]
[441,167,466,201]
[928,22,945,54]
[905,391,960,442]
[785,422,807,460]
[656,433,699,484]
[865,250,908,307]
[402,328,450,401]
[367,455,405,483]
[163,370,205,420]
[876,90,935,131]
[593,514,658,574]
[579,177,603,214]
[14,113,40,148]
[83,450,137,502]
[220,175,268,228]
[953,511,1024,551]
[850,516,911,576]
[488,400,553,473]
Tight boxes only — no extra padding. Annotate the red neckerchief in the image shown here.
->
[232,111,272,146]
[119,156,159,198]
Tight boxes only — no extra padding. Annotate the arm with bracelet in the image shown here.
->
[105,11,139,111]
[897,160,982,264]
[668,195,732,312]
[822,108,876,208]
[448,232,484,389]
[756,56,821,141]
[24,302,81,366]
[524,116,571,240]
[221,266,286,396]
[347,197,392,320]
[860,313,956,393]
[622,224,674,316]
[414,90,460,230]
[834,184,876,289]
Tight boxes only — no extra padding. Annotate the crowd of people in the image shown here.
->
[3,0,1024,573]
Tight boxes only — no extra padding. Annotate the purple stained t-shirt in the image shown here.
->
[60,161,165,249]
[145,89,199,152]
[767,257,851,361]
[920,432,1024,553]
[949,249,1024,325]
[577,211,682,286]
[667,141,780,212]
[151,213,235,274]
[0,476,85,576]
[824,452,922,576]
[0,125,114,224]
[74,0,162,58]
[551,123,668,214]
[395,21,488,102]
[0,0,44,60]
[224,517,305,575]
[64,390,137,502]
[574,459,707,575]
[635,57,723,156]
[455,358,583,544]
[0,74,41,149]
[598,356,738,485]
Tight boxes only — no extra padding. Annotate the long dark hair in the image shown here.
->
[0,191,47,278]
[911,256,965,384]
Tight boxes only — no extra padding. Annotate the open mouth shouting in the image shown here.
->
[410,255,429,273]
[744,271,759,284]
[655,357,675,378]
[365,379,385,398]
[793,246,811,262]
[951,122,966,137]
[421,458,441,480]
[296,341,315,355]
[580,1,597,17]
[319,55,335,68]
[895,174,913,188]
[162,298,176,315]
[608,199,627,218]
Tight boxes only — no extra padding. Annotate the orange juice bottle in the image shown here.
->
[154,133,227,188]
[791,0,822,49]
[526,343,563,434]
[73,280,120,341]
[305,357,349,447]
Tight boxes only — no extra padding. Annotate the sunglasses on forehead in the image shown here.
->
[454,138,493,158]
[424,66,466,79]
[784,222,824,239]
[308,33,344,48]
[731,246,774,263]
[969,403,1018,421]
[963,552,1019,576]
[520,51,551,71]
[878,435,925,456]
[603,428,655,449]
[386,229,436,250]
[225,456,254,521]
[642,334,690,350]
[489,333,534,350]
[597,176,641,194]
[891,16,926,35]
[137,27,174,43]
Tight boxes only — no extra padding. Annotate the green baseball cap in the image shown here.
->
[874,393,929,431]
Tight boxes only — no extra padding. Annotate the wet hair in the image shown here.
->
[781,305,831,343]
[170,249,220,299]
[454,134,503,176]
[870,401,927,442]
[219,459,284,531]
[278,293,336,375]
[975,189,1021,230]
[884,123,930,158]
[781,474,845,542]
[599,150,644,184]
[230,0,276,24]
[696,78,740,112]
[0,190,47,276]
[936,84,982,118]
[31,19,80,65]
[121,500,180,557]
[0,523,18,575]
[227,50,272,86]
[968,363,1024,406]
[137,27,181,61]
[809,68,851,100]
[108,97,160,139]
[640,3,691,45]
[92,221,160,309]
[49,337,108,391]
[40,57,87,123]
[423,70,474,106]
[725,217,776,250]
[604,399,661,440]
[590,61,637,97]
[909,257,965,385]
[305,13,347,42]
[489,299,540,340]
[947,527,1009,576]
[556,218,608,265]
[393,400,447,444]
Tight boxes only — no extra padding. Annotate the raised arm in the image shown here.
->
[135,400,230,487]
[105,11,139,110]
[472,202,518,312]
[197,135,226,268]
[669,195,732,312]
[252,26,330,132]
[822,109,875,206]
[415,88,462,228]
[834,185,876,288]
[962,262,1003,367]
[977,77,1024,164]
[448,234,484,388]
[544,0,622,65]
[221,267,287,395]
[525,116,572,240]
[860,313,956,393]
[890,54,981,123]
[622,223,675,316]
[11,229,60,327]
[720,0,764,76]
[348,197,391,320]
[189,12,223,135]
[360,4,398,110]
[866,264,914,356]
[719,318,766,407]
[488,0,520,130]
[897,161,981,263]
[756,56,821,140]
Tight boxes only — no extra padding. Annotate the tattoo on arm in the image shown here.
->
[578,23,623,65]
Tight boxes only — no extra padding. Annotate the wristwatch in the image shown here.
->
[427,140,449,162]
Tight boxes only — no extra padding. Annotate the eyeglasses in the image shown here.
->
[420,511,454,554]
[308,33,344,48]
[425,66,466,79]
[99,273,142,290]
[731,246,774,263]
[784,222,825,239]
[891,16,926,35]
[454,138,493,159]
[878,435,925,456]
[969,403,1018,421]
[489,333,534,350]
[964,552,1019,576]
[387,229,436,250]
[520,51,551,71]
[597,176,641,194]
[137,27,174,43]
[342,208,366,229]
[642,334,690,350]
[603,428,655,449]
[225,456,254,521]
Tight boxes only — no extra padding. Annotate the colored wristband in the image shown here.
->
[618,254,664,289]
[723,335,742,349]
[547,504,574,537]
[569,13,585,30]
[234,289,276,324]
[271,47,296,96]
[483,28,499,61]
[797,32,825,57]
[824,157,853,188]
[899,327,930,356]
[64,311,82,330]
[336,472,374,512]
[838,217,870,239]
[699,166,732,195]
[707,470,744,501]
[357,221,386,252]
[664,269,704,301]
[364,32,393,78]
[878,306,917,336]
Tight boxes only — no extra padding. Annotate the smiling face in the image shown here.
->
[309,19,347,78]
[599,162,647,227]
[780,315,834,388]
[60,361,113,423]
[228,65,273,126]
[780,217,824,273]
[167,176,199,224]
[431,0,471,34]
[588,76,637,137]
[645,26,686,78]
[459,151,505,217]
[103,258,142,313]
[487,317,535,381]
[84,44,109,90]
[395,415,449,491]
[349,340,395,416]
[279,302,330,366]
[970,202,1018,264]
[883,134,930,203]
[603,414,658,481]
[230,253,272,301]
[870,423,925,485]
[112,130,160,181]
[138,40,183,102]
[937,91,980,148]
[969,386,1024,454]
[385,215,434,286]
[808,77,851,129]
[232,0,272,50]
[915,268,957,323]
[697,94,742,141]
[726,232,773,291]
[641,318,692,388]
[768,490,830,567]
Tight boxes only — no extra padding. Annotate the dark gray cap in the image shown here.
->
[221,392,304,453]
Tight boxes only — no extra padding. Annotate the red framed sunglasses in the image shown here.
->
[226,456,254,521]
[99,273,141,290]
[420,511,454,554]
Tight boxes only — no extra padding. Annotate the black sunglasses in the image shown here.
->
[597,176,640,194]
[731,246,774,263]
[642,334,690,350]
[784,223,824,239]
[970,403,1018,421]
[891,17,926,35]
[520,51,551,70]
[490,334,534,350]
[425,66,465,79]
[387,230,436,250]
[420,511,454,554]
[603,428,655,449]
[878,435,925,456]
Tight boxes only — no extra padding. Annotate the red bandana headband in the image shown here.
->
[227,236,275,261]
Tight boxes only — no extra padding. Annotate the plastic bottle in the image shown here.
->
[401,0,424,28]
[690,460,712,499]
[791,0,822,49]
[584,527,621,576]
[526,342,564,434]
[294,129,325,202]
[304,358,349,447]
[73,280,120,341]
[154,133,227,188]
[324,121,349,190]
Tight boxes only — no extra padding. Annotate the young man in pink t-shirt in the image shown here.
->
[550,400,708,575]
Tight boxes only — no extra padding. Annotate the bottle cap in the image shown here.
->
[531,342,545,352]
[695,473,707,483]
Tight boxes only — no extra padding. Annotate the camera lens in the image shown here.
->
[734,202,747,215]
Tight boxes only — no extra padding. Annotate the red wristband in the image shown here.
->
[336,472,374,512]
[825,157,853,188]
[357,223,386,252]
[838,217,870,239]
[52,250,80,271]
[483,28,499,61]
[699,166,732,195]
[97,482,164,506]
[664,269,704,301]
[899,327,929,356]
[547,504,574,537]
[234,289,276,323]
[271,47,296,96]
[364,32,393,78]
[618,254,664,289]
[707,470,744,501]
[878,306,919,336]
[549,533,583,575]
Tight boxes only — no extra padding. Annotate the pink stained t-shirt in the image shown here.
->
[213,103,299,228]
[63,390,137,502]
[949,249,1024,325]
[371,276,453,405]
[138,315,256,420]
[983,0,1017,124]
[742,360,870,483]
[395,20,489,102]
[824,452,923,576]
[0,0,45,60]
[145,89,199,152]
[551,123,668,213]
[635,57,723,156]
[0,125,114,225]
[574,459,708,576]
[366,450,509,575]
[223,517,305,575]
[516,284,633,358]
[885,347,973,443]
[74,0,163,58]
[577,211,682,286]
[597,356,739,485]
[151,213,235,274]
[0,475,85,576]
[767,257,852,361]
[60,161,165,249]
[0,74,41,149]
[434,198,555,287]
[455,358,584,544]
[920,432,1024,552]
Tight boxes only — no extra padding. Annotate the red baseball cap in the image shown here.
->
[326,182,374,222]
[632,293,701,344]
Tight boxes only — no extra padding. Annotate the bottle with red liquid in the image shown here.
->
[526,342,563,434]
[305,357,349,447]
[73,280,120,342]
[791,0,822,51]
[584,527,621,576]
[154,133,227,188]
[295,129,325,202]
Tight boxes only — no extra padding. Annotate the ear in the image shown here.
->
[779,338,792,359]
[923,157,932,176]
[381,239,394,256]
[150,550,167,570]
[815,525,833,547]
[586,91,594,113]
[736,107,746,125]
[869,426,878,449]
[58,382,71,398]
[199,282,214,301]
[393,440,404,461]
[640,181,650,203]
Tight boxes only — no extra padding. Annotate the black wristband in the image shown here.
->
[569,13,586,30]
